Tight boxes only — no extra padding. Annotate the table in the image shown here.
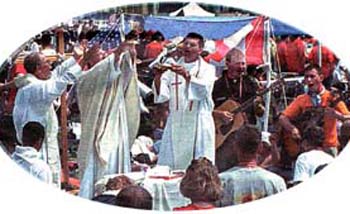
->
[94,170,191,211]
[141,175,191,211]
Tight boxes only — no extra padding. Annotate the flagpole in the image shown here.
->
[262,17,272,133]
[318,40,322,67]
[119,10,125,42]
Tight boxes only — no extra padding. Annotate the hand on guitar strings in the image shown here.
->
[324,107,342,120]
[214,110,234,124]
[290,127,302,142]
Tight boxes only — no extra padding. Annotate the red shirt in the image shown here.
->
[285,37,306,74]
[173,203,216,211]
[144,41,164,59]
[308,46,337,79]
[277,40,288,70]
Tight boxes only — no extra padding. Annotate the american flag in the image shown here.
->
[88,17,122,51]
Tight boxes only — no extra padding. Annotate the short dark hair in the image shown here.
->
[225,48,244,63]
[180,157,223,203]
[185,32,204,48]
[304,64,323,76]
[235,124,261,155]
[302,126,324,147]
[125,30,139,41]
[40,32,52,46]
[151,31,165,42]
[22,121,45,147]
[115,185,152,210]
[23,52,41,74]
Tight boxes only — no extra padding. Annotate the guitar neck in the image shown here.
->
[231,79,282,114]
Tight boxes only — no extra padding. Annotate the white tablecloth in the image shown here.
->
[141,176,191,211]
[94,170,191,211]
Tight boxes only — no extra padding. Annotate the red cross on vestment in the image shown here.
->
[171,74,182,110]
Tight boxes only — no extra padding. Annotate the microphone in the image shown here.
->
[148,43,178,69]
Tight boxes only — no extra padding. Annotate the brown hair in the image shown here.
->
[302,126,324,147]
[304,64,323,76]
[180,157,223,203]
[235,124,262,155]
[115,185,153,210]
[23,52,41,74]
[105,175,134,191]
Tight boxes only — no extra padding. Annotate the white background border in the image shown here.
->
[1,1,349,213]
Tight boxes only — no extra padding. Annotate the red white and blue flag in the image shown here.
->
[205,16,266,66]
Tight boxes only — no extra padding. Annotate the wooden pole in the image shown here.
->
[56,27,70,188]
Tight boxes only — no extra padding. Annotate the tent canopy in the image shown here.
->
[169,2,215,17]
[139,15,307,40]
[90,14,308,50]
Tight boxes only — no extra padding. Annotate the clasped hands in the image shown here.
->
[154,63,190,81]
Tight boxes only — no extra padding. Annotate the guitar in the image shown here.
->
[214,79,284,149]
[281,87,344,158]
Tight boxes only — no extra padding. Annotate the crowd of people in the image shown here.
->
[0,17,350,211]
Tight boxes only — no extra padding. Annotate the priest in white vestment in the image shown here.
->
[13,51,85,188]
[153,33,217,170]
[77,42,140,199]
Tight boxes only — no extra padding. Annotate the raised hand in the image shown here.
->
[76,43,101,68]
[114,41,136,57]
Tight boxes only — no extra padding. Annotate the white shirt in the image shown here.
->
[293,150,334,182]
[11,146,52,184]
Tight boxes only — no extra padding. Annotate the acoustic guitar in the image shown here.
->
[214,79,284,149]
[281,88,343,158]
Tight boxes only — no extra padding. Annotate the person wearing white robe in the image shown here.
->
[13,51,84,188]
[153,33,217,170]
[77,42,141,199]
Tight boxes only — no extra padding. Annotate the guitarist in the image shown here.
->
[212,48,264,126]
[279,65,350,158]
[212,48,265,172]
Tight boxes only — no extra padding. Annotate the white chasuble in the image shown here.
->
[77,53,140,199]
[153,57,217,170]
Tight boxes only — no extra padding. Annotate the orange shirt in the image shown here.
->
[282,90,350,148]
